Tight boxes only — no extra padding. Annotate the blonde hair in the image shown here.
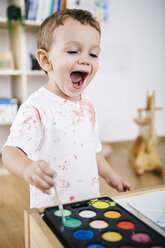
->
[37,8,101,51]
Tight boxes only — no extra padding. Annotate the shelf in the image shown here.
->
[0,70,46,76]
[0,18,41,31]
[25,20,41,31]
[0,0,46,106]
[0,70,23,76]
[0,17,7,28]
[26,70,45,76]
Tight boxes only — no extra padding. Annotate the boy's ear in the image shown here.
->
[36,49,53,72]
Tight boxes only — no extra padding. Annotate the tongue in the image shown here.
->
[70,72,82,84]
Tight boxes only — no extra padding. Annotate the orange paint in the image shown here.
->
[104,210,121,219]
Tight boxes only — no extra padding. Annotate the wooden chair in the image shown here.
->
[130,91,164,175]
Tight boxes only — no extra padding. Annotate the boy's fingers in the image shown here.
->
[31,173,52,192]
[35,164,55,187]
[123,181,131,191]
[39,160,56,177]
[118,183,124,192]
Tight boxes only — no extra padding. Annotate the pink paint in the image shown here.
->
[19,129,23,136]
[23,116,32,125]
[92,176,98,185]
[132,233,151,242]
[58,180,70,188]
[79,99,96,127]
[74,155,78,159]
[33,107,41,121]
[27,125,31,130]
[70,196,75,201]
[62,165,67,170]
[72,110,84,124]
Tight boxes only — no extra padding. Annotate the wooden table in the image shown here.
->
[24,185,165,248]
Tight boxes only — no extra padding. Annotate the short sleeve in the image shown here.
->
[4,104,43,156]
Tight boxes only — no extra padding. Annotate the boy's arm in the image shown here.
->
[96,151,131,192]
[2,146,55,194]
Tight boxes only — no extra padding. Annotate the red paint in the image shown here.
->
[117,221,135,230]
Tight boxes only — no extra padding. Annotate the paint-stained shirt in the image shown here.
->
[5,87,102,208]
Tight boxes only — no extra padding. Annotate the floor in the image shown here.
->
[0,139,165,248]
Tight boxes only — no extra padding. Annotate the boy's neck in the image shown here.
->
[44,84,82,102]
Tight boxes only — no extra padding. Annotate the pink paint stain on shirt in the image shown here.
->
[74,154,78,159]
[23,116,33,125]
[72,110,84,124]
[32,107,41,121]
[58,180,70,188]
[70,196,75,201]
[92,176,99,186]
[79,99,96,127]
[62,165,67,170]
[27,125,31,130]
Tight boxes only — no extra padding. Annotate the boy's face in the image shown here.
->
[47,18,100,101]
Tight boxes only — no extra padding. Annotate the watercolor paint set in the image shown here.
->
[43,196,165,248]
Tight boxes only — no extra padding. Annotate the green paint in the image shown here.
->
[62,217,82,228]
[54,209,71,217]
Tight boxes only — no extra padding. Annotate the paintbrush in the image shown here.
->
[54,184,65,222]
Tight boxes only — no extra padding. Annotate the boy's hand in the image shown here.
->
[105,171,131,192]
[23,160,56,194]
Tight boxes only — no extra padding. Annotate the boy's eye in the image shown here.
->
[67,51,78,54]
[89,53,98,58]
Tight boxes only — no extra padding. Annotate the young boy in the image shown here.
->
[2,9,130,208]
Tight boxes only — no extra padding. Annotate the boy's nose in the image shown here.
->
[78,56,90,65]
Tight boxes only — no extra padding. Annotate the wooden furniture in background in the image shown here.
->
[130,91,164,175]
[0,0,46,104]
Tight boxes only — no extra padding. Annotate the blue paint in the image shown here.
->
[73,229,94,240]
[86,244,106,248]
[151,247,165,248]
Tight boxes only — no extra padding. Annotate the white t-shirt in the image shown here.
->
[5,87,102,208]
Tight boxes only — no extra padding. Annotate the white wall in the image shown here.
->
[88,0,165,142]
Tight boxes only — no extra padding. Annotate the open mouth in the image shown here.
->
[70,71,88,89]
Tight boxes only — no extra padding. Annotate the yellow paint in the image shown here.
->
[92,200,110,209]
[109,201,116,207]
[102,231,122,242]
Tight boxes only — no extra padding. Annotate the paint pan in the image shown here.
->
[43,197,165,248]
